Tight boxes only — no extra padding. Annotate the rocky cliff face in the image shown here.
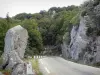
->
[62,16,100,65]
[62,0,100,65]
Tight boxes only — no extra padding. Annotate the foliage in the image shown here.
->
[81,10,87,17]
[81,0,100,36]
[0,18,10,55]
[32,13,42,20]
[48,5,79,13]
[71,13,80,25]
[0,5,80,56]
[93,62,100,67]
[0,57,3,65]
[21,19,43,55]
[13,13,32,20]
[0,69,11,75]
[93,0,100,6]
[0,14,18,56]
[13,6,80,55]
[63,32,71,44]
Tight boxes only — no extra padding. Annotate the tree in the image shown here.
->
[13,13,32,20]
[21,19,43,55]
[0,18,9,56]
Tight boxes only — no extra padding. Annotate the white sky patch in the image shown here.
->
[0,0,87,18]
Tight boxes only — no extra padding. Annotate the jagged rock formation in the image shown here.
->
[62,0,100,65]
[62,16,89,63]
[1,25,28,75]
[62,16,100,65]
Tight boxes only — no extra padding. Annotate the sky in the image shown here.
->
[0,0,86,18]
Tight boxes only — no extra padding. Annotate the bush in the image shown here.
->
[0,69,11,75]
[63,32,71,44]
[93,62,100,67]
[81,10,87,17]
[0,57,3,65]
[21,19,43,55]
[70,13,80,25]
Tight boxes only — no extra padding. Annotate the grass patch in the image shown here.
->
[0,69,11,75]
[0,57,3,65]
[24,58,42,75]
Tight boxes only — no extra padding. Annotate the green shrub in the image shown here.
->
[70,13,80,25]
[81,10,87,17]
[97,29,100,36]
[21,19,43,55]
[24,58,43,75]
[63,32,71,44]
[93,62,100,67]
[0,57,3,65]
[0,69,11,75]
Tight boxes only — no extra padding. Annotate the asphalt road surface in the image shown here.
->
[39,56,100,75]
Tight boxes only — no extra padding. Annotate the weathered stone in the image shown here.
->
[0,72,4,75]
[62,17,89,61]
[4,25,28,59]
[62,15,100,65]
[26,62,35,75]
[2,25,28,75]
[11,64,26,75]
[94,4,100,17]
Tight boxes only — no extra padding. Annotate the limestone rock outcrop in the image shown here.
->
[62,1,100,65]
[1,25,28,75]
[62,16,100,65]
[62,16,88,61]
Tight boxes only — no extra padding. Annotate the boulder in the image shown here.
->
[2,25,28,75]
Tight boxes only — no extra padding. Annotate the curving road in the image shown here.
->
[39,56,100,75]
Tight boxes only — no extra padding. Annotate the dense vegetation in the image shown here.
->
[0,5,79,56]
[81,0,100,36]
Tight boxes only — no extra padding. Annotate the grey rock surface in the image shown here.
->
[0,72,4,75]
[62,16,100,65]
[2,25,28,75]
[26,62,35,75]
[11,64,26,75]
[62,17,89,61]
